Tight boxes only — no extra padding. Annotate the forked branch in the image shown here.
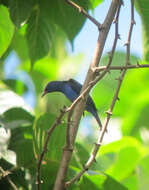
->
[54,1,121,190]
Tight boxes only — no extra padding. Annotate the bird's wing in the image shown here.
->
[86,96,97,111]
[68,79,97,109]
[66,79,102,128]
[67,79,82,95]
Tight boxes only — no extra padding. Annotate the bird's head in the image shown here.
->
[41,81,62,97]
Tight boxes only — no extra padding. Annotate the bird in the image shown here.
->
[42,79,102,129]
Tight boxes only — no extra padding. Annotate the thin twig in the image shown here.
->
[93,63,149,72]
[102,0,135,145]
[36,107,67,190]
[65,0,101,28]
[65,2,122,186]
[0,167,18,190]
[65,109,73,148]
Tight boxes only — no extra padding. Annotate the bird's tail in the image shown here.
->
[93,112,102,130]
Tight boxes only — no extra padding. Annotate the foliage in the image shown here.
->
[0,0,149,190]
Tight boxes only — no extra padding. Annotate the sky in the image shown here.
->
[74,0,142,57]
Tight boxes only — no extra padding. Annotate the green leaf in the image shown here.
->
[8,123,35,168]
[99,136,146,156]
[138,156,149,190]
[25,0,90,66]
[122,174,138,190]
[116,65,149,136]
[39,0,90,43]
[71,143,90,169]
[135,0,149,61]
[2,107,34,129]
[92,52,139,113]
[121,98,149,137]
[11,26,29,61]
[90,0,104,9]
[106,147,141,181]
[1,108,35,168]
[99,137,147,181]
[33,57,58,79]
[0,87,33,114]
[0,158,28,189]
[26,8,56,66]
[37,161,59,190]
[33,113,66,162]
[0,0,9,7]
[3,79,28,96]
[0,5,14,58]
[9,0,34,28]
[79,173,128,190]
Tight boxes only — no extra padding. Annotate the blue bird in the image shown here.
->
[42,79,102,129]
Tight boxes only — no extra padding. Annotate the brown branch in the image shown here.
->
[99,0,135,162]
[36,107,67,190]
[65,0,101,28]
[93,63,149,72]
[65,0,135,186]
[0,167,18,190]
[53,1,121,190]
[101,0,135,146]
[65,109,73,148]
[65,2,122,186]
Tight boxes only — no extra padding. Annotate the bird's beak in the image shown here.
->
[41,90,47,98]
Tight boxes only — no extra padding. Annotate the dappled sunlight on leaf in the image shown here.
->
[0,89,33,114]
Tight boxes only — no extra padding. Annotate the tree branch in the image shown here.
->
[0,167,18,190]
[66,0,135,186]
[53,1,121,189]
[65,2,122,186]
[36,107,67,190]
[65,0,101,28]
[92,63,149,72]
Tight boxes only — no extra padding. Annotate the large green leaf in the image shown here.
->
[78,173,128,190]
[138,156,149,190]
[11,26,29,61]
[9,0,34,28]
[0,5,14,58]
[4,108,35,167]
[92,52,139,113]
[8,123,35,168]
[0,86,33,114]
[0,158,28,189]
[99,137,146,156]
[26,0,90,66]
[121,174,138,190]
[70,143,90,169]
[135,0,149,61]
[26,8,56,66]
[39,0,90,43]
[121,96,149,137]
[98,137,147,181]
[3,79,27,96]
[33,113,66,162]
[2,107,34,129]
[115,65,149,136]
